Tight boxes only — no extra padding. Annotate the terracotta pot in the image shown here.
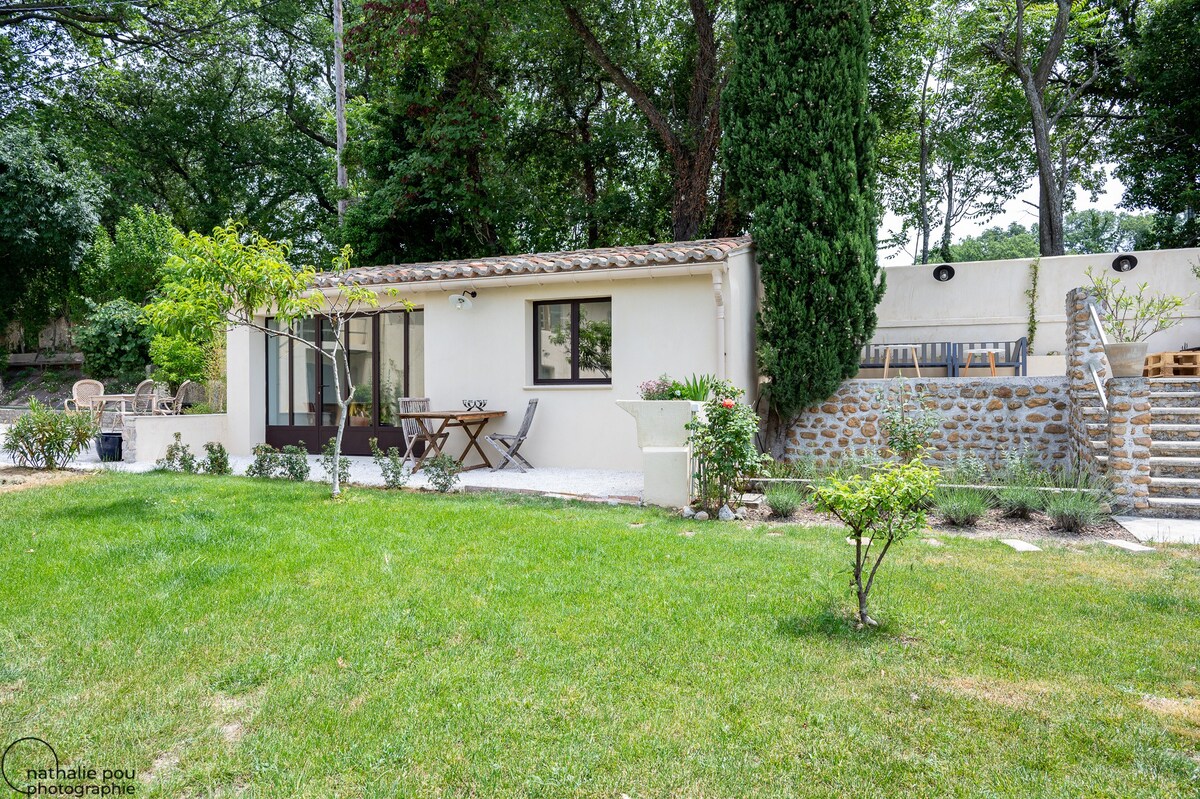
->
[1105,341,1149,378]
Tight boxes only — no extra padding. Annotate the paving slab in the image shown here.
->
[846,536,872,546]
[1102,539,1156,552]
[1114,516,1200,545]
[1000,539,1042,552]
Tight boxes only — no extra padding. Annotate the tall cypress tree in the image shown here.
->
[722,0,883,450]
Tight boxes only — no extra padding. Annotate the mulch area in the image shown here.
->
[745,504,1136,544]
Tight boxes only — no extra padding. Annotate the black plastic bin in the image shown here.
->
[97,432,122,462]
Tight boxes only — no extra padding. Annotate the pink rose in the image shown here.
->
[721,398,735,409]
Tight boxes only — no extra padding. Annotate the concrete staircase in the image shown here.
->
[1089,378,1200,518]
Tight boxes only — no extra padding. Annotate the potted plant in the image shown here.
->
[617,374,716,507]
[1088,269,1191,377]
[349,383,372,427]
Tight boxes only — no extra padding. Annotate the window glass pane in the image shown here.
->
[267,319,288,425]
[379,313,406,427]
[536,302,573,381]
[409,310,424,397]
[347,317,374,427]
[293,319,317,426]
[320,319,341,426]
[577,300,612,380]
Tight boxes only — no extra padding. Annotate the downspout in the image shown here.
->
[712,267,727,381]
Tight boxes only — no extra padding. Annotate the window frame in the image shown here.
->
[531,297,613,386]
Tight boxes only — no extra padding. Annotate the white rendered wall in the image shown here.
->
[875,248,1200,358]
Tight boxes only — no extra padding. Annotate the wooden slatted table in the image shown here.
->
[396,410,507,471]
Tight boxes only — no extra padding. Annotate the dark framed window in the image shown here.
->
[533,298,612,385]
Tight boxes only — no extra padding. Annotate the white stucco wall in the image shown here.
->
[125,413,229,464]
[222,256,759,471]
[876,248,1200,357]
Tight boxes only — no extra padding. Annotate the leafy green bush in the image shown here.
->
[156,432,197,473]
[81,205,176,304]
[1000,449,1043,487]
[877,379,939,462]
[765,485,803,518]
[246,442,309,480]
[370,437,411,489]
[74,298,152,383]
[1045,491,1104,533]
[811,457,940,627]
[686,381,768,513]
[149,334,209,389]
[2,399,98,469]
[424,454,461,493]
[246,444,281,478]
[948,452,988,485]
[934,487,991,526]
[201,442,232,476]
[280,445,310,481]
[321,438,350,487]
[998,485,1044,519]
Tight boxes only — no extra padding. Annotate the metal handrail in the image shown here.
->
[1086,357,1108,411]
[1084,302,1110,410]
[1087,301,1110,348]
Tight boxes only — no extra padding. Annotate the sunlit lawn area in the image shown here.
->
[1,472,1198,797]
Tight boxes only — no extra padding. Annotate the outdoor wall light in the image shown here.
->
[932,264,955,282]
[1111,254,1138,273]
[449,290,477,310]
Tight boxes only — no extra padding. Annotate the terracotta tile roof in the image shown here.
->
[313,236,752,288]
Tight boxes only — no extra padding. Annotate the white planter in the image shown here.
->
[617,400,702,508]
[1105,341,1149,378]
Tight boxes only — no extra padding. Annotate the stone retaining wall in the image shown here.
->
[784,377,1072,467]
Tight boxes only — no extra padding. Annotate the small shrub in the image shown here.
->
[2,399,98,469]
[877,378,938,462]
[761,456,817,480]
[156,432,198,473]
[1000,448,1043,487]
[678,373,716,401]
[149,333,209,389]
[246,444,281,478]
[638,374,679,400]
[279,444,310,481]
[998,484,1044,519]
[370,437,411,489]
[321,438,349,486]
[948,452,987,485]
[201,442,231,475]
[811,457,940,626]
[935,487,991,526]
[1045,491,1104,533]
[686,381,768,513]
[765,485,803,518]
[424,454,461,493]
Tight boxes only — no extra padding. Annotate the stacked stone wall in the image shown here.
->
[784,377,1071,468]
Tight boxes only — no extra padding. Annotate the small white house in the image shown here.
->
[222,237,760,471]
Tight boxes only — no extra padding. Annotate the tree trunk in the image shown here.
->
[939,164,955,261]
[917,67,932,264]
[333,0,348,223]
[330,318,348,497]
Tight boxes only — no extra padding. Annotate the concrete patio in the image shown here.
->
[67,446,645,503]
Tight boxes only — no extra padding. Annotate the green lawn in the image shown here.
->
[1,473,1198,797]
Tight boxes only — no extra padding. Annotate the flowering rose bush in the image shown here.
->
[686,381,767,513]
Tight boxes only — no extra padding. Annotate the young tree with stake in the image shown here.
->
[145,223,403,497]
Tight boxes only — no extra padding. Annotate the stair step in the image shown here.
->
[1150,477,1200,499]
[1153,408,1200,425]
[1150,456,1200,478]
[1154,440,1200,457]
[1150,391,1200,407]
[1150,377,1200,392]
[1151,424,1200,442]
[1146,496,1200,519]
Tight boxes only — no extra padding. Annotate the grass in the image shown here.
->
[1,473,1199,797]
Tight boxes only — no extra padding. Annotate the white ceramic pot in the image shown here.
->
[1105,341,1149,378]
[616,400,702,508]
[615,400,702,448]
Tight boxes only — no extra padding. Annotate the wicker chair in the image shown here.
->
[158,380,207,414]
[64,379,105,412]
[131,379,161,415]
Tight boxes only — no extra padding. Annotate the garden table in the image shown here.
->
[396,410,507,471]
[962,347,1006,377]
[88,393,136,430]
[881,344,922,378]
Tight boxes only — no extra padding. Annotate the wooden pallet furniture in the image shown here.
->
[1144,351,1200,378]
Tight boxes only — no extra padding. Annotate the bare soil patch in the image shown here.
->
[0,465,89,494]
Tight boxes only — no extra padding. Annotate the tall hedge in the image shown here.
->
[722,0,884,428]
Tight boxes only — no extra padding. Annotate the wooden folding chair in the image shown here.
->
[399,397,450,466]
[485,399,538,472]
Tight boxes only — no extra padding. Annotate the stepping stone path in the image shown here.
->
[923,538,943,546]
[1102,539,1155,552]
[846,537,872,545]
[1000,539,1042,552]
